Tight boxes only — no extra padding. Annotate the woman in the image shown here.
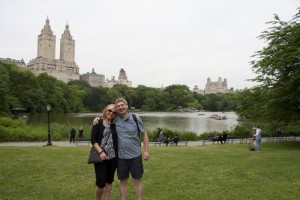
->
[91,104,118,200]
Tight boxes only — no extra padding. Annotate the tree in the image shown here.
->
[245,8,300,122]
[9,65,44,113]
[0,62,12,116]
[37,73,69,113]
[84,87,109,112]
[109,84,137,107]
[164,85,194,109]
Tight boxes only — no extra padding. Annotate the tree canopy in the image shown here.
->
[0,61,238,117]
[237,8,300,123]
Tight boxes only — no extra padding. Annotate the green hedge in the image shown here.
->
[0,117,92,142]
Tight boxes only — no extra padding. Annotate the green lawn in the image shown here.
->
[0,142,299,200]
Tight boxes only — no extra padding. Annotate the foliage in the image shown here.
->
[199,131,220,140]
[0,117,93,142]
[230,125,252,138]
[83,87,109,112]
[0,61,240,116]
[200,93,237,111]
[0,63,12,117]
[237,8,300,123]
[1,143,300,199]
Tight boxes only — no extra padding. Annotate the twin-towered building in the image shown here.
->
[26,18,131,88]
[27,18,80,83]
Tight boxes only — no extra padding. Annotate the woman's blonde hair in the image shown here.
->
[102,104,116,121]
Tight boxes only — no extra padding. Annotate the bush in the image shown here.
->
[199,131,220,140]
[0,118,29,142]
[0,117,26,128]
[231,125,252,138]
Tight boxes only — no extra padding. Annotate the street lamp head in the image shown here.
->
[47,104,51,111]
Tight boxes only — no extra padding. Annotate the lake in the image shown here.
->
[30,111,239,135]
[133,112,238,135]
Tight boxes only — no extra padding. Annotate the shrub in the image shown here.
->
[231,125,252,138]
[199,131,220,140]
[0,117,26,128]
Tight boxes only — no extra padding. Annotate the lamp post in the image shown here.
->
[46,104,52,146]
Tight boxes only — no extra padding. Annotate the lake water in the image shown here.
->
[31,112,239,135]
[133,112,238,135]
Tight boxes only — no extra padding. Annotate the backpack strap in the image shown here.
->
[132,114,141,133]
[132,114,141,146]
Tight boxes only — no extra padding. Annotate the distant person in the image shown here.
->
[255,126,262,151]
[158,128,165,142]
[212,134,219,143]
[164,137,170,146]
[276,127,282,137]
[218,133,224,144]
[70,128,76,143]
[220,131,228,144]
[78,127,84,139]
[173,135,179,146]
[157,128,161,141]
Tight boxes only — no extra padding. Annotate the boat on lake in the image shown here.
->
[209,114,228,120]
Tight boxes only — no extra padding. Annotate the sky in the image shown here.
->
[0,0,298,90]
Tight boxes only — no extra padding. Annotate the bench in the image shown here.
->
[266,136,297,142]
[169,141,189,146]
[149,141,189,146]
[148,142,162,147]
[75,138,90,146]
[238,138,248,144]
[287,136,297,141]
[212,136,228,144]
[225,139,234,144]
[202,140,215,145]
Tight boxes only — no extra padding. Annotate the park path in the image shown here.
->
[0,140,208,147]
[1,137,298,147]
[0,141,78,147]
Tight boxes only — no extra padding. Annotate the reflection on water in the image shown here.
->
[29,112,238,135]
[136,112,238,135]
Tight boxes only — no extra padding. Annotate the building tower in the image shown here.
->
[38,17,56,59]
[118,68,128,81]
[204,77,229,94]
[60,23,75,62]
[27,17,79,83]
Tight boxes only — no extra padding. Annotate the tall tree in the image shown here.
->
[9,65,44,113]
[244,8,300,122]
[84,87,109,112]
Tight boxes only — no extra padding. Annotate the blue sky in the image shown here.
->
[0,0,298,90]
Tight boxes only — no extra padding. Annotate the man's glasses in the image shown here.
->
[107,109,117,115]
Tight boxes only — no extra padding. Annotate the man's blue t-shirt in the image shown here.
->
[115,113,145,159]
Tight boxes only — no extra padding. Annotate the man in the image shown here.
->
[114,98,149,200]
[173,135,179,146]
[70,127,76,143]
[255,126,262,151]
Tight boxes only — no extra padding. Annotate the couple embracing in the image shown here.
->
[90,98,149,200]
